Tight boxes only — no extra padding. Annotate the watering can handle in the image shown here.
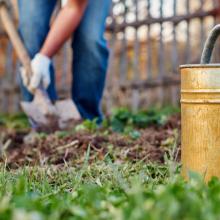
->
[201,24,220,64]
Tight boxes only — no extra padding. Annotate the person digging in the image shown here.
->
[18,0,112,131]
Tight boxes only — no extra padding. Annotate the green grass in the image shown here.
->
[0,159,220,220]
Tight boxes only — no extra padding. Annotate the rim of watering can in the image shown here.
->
[180,64,220,69]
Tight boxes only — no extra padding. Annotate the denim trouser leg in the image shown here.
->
[18,0,58,102]
[72,0,112,122]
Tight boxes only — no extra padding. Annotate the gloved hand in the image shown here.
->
[21,53,51,93]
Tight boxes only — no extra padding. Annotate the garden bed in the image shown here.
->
[0,108,180,168]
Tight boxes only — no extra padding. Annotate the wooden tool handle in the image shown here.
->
[0,3,32,77]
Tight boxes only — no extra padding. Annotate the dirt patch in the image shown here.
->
[0,114,181,168]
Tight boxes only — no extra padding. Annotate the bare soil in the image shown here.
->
[0,114,181,168]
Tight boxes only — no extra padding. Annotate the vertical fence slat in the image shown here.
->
[212,0,220,62]
[131,0,140,111]
[5,42,13,81]
[185,0,191,63]
[170,0,179,105]
[157,0,165,105]
[13,61,20,112]
[172,0,178,73]
[119,0,127,84]
[105,2,117,113]
[158,0,164,79]
[212,0,219,25]
[133,0,140,81]
[147,0,152,79]
[200,0,205,54]
[5,41,13,112]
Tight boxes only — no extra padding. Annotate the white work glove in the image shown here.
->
[21,53,51,93]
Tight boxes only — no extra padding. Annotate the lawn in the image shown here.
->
[1,107,219,220]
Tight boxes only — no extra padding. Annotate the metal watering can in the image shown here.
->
[181,25,220,182]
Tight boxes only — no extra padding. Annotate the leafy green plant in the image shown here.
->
[75,119,99,132]
[109,106,179,135]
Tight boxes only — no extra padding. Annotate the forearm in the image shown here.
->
[40,0,87,58]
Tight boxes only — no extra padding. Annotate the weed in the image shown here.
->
[109,106,179,133]
[0,113,29,130]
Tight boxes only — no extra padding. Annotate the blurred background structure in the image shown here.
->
[0,0,220,113]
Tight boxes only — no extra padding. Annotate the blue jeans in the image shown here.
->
[18,0,112,122]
